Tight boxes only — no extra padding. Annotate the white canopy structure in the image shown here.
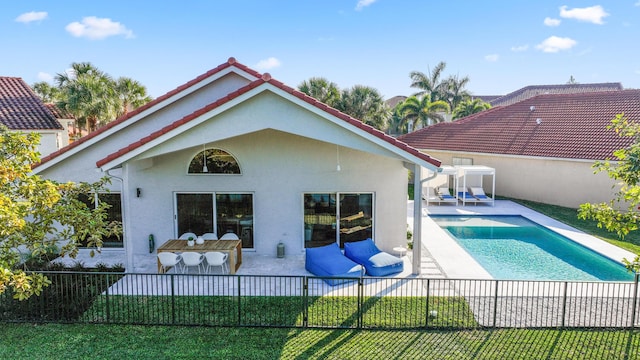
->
[423,165,495,206]
[456,165,495,206]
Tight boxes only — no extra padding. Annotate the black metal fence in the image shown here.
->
[1,271,638,329]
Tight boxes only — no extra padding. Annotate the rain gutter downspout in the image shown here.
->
[412,165,442,275]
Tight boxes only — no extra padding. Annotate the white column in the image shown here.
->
[412,164,422,275]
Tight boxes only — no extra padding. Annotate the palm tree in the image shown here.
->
[31,82,60,103]
[409,61,448,103]
[114,77,152,117]
[444,75,471,111]
[398,95,450,130]
[57,73,118,132]
[452,99,491,120]
[336,85,390,130]
[298,77,340,107]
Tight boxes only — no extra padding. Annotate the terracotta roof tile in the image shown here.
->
[96,60,441,169]
[36,57,257,167]
[399,90,640,161]
[489,82,623,107]
[0,77,62,130]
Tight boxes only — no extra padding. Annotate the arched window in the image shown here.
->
[188,148,241,174]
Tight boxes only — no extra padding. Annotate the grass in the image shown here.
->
[507,197,640,255]
[81,295,478,329]
[0,324,638,359]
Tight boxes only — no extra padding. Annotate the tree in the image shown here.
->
[114,77,153,118]
[398,95,450,130]
[52,62,151,132]
[298,78,390,131]
[452,98,491,120]
[567,75,578,84]
[444,75,471,111]
[298,77,340,107]
[336,85,390,130]
[0,127,121,299]
[578,114,640,272]
[31,81,60,103]
[409,61,448,103]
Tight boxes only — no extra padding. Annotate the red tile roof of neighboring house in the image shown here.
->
[45,103,73,119]
[0,77,63,130]
[96,71,441,169]
[488,82,623,107]
[398,89,640,161]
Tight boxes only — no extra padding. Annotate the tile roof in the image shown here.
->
[0,77,62,130]
[35,58,439,170]
[96,71,441,169]
[398,89,640,161]
[489,83,623,107]
[37,57,261,167]
[45,103,73,119]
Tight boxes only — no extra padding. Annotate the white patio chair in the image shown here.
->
[157,252,182,273]
[179,232,198,240]
[204,251,228,274]
[180,251,204,274]
[220,232,239,240]
[201,232,218,240]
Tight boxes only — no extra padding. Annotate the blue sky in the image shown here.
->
[2,1,639,100]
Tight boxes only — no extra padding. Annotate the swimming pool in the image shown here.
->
[431,215,634,281]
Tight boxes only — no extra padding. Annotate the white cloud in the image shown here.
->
[559,5,609,24]
[37,72,53,82]
[355,0,376,11]
[484,54,499,62]
[255,57,282,70]
[65,16,134,40]
[536,36,577,53]
[544,17,561,27]
[510,44,529,52]
[15,11,48,23]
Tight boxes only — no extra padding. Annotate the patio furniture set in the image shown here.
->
[156,232,243,274]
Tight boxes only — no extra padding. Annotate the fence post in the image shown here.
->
[561,281,568,328]
[105,273,110,324]
[170,273,176,325]
[357,277,363,329]
[493,280,499,328]
[237,276,242,326]
[303,277,309,328]
[631,273,639,329]
[425,279,430,328]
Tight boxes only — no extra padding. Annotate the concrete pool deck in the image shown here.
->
[412,199,637,280]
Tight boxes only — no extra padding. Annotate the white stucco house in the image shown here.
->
[33,57,441,273]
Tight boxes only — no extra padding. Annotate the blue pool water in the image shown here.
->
[431,215,634,281]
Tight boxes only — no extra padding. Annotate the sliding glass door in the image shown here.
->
[303,192,373,248]
[176,193,254,248]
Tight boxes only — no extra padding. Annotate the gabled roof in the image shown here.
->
[0,77,63,130]
[398,89,640,161]
[489,82,623,107]
[36,57,261,168]
[35,58,440,171]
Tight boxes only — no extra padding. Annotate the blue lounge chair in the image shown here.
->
[469,187,490,200]
[305,243,364,285]
[344,238,404,277]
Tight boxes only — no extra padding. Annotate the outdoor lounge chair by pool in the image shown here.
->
[437,187,457,201]
[344,238,403,276]
[457,188,476,202]
[469,187,490,200]
[305,243,364,285]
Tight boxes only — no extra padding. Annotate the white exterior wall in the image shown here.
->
[424,150,616,208]
[124,130,408,267]
[36,130,62,158]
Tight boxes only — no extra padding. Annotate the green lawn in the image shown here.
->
[0,324,638,359]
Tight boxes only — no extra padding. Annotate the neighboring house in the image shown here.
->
[399,89,640,208]
[33,58,441,273]
[45,103,80,142]
[487,82,623,107]
[0,77,67,157]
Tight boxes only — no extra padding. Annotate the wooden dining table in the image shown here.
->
[157,239,242,274]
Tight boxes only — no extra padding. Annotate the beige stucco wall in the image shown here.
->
[422,150,617,208]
